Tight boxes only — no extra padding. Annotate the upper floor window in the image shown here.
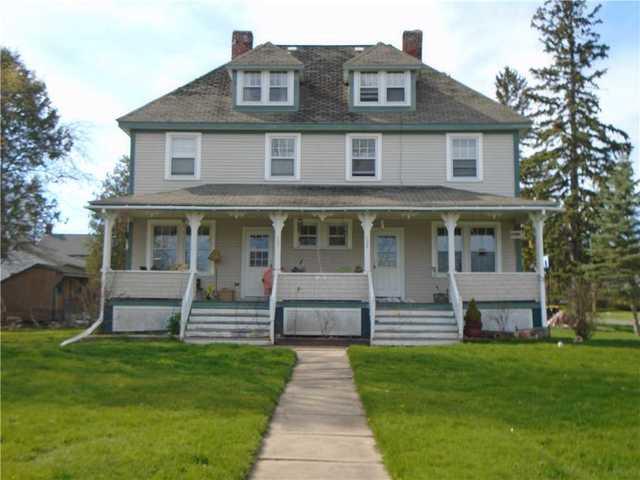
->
[237,70,294,106]
[165,132,201,180]
[265,133,301,180]
[446,133,483,182]
[354,71,410,107]
[346,133,381,181]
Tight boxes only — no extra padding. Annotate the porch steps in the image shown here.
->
[373,308,459,346]
[184,307,271,345]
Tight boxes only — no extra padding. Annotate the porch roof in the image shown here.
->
[90,184,559,212]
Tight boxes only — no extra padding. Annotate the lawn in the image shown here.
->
[1,330,296,480]
[349,327,640,480]
[596,310,636,324]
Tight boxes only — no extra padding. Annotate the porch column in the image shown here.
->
[441,213,460,273]
[530,212,548,327]
[101,211,118,272]
[269,212,288,271]
[185,213,204,273]
[358,213,376,273]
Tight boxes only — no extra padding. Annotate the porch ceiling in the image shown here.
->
[91,184,559,213]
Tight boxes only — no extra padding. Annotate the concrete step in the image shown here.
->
[375,324,458,333]
[374,332,458,341]
[186,329,268,338]
[372,338,459,346]
[190,308,269,317]
[187,323,269,332]
[375,309,453,318]
[185,337,271,345]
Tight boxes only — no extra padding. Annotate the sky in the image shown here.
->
[2,0,639,234]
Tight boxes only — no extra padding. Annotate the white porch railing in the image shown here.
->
[269,271,279,344]
[277,273,369,301]
[179,272,196,340]
[455,272,539,302]
[107,270,190,299]
[448,272,464,338]
[367,271,376,340]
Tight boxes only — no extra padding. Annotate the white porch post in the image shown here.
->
[530,212,548,328]
[101,211,117,272]
[185,213,204,273]
[269,212,288,271]
[441,213,460,273]
[358,213,376,273]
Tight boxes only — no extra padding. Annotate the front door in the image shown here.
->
[241,228,273,298]
[373,228,405,299]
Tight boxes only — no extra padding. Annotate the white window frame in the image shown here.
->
[164,132,202,181]
[236,70,295,106]
[146,219,216,273]
[446,133,483,182]
[293,219,320,249]
[345,133,382,181]
[431,221,502,277]
[264,133,301,180]
[353,71,411,107]
[323,219,353,250]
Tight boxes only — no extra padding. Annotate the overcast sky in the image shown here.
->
[3,0,639,233]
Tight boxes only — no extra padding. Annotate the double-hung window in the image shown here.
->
[295,220,319,248]
[359,73,379,103]
[470,227,497,272]
[447,133,483,181]
[436,227,463,273]
[242,71,262,102]
[354,71,410,107]
[269,72,289,102]
[237,70,294,106]
[346,134,381,180]
[432,222,501,275]
[386,72,406,102]
[165,132,201,180]
[265,133,301,180]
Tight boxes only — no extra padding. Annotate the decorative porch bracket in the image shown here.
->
[529,212,548,328]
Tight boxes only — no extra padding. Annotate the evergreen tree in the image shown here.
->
[495,66,530,116]
[85,156,130,278]
[587,159,640,335]
[1,48,77,257]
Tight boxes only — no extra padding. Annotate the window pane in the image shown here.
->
[352,138,376,158]
[328,224,347,246]
[387,88,405,102]
[249,234,269,267]
[298,223,317,246]
[171,137,196,157]
[244,72,261,87]
[152,225,177,270]
[243,87,261,102]
[242,72,262,102]
[271,138,295,157]
[271,158,294,176]
[185,226,211,272]
[452,159,477,177]
[360,72,378,87]
[359,72,379,102]
[376,235,398,267]
[171,157,195,175]
[386,72,405,87]
[436,227,462,273]
[470,227,496,272]
[269,87,288,102]
[352,159,376,176]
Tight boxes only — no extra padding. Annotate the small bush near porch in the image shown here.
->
[349,327,639,480]
[1,330,295,480]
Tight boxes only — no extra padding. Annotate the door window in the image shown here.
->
[249,234,270,267]
[376,235,398,267]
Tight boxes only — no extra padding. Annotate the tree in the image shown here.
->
[587,159,640,335]
[85,155,130,278]
[523,1,632,325]
[495,66,530,116]
[1,48,76,257]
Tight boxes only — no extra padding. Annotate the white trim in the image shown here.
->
[236,70,295,107]
[372,227,406,299]
[264,133,301,181]
[95,205,559,213]
[164,132,201,181]
[345,133,382,181]
[431,221,502,277]
[241,227,273,299]
[353,71,411,107]
[446,133,483,182]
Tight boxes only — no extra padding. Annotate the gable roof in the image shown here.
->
[343,42,423,68]
[227,42,304,69]
[1,234,90,282]
[118,45,528,127]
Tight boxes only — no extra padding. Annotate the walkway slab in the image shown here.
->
[250,347,390,480]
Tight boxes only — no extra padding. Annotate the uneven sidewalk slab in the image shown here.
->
[250,347,390,480]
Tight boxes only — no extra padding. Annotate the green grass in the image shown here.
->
[596,310,635,323]
[1,330,296,480]
[349,327,640,480]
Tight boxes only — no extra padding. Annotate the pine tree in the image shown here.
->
[495,66,530,116]
[588,159,640,335]
[524,1,631,314]
[1,48,77,257]
[85,156,130,278]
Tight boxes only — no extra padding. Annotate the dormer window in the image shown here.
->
[353,71,410,107]
[237,70,294,106]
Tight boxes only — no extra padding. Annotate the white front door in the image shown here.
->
[241,228,273,298]
[372,228,405,299]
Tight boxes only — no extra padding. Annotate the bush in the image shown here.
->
[464,298,482,336]
[168,312,181,336]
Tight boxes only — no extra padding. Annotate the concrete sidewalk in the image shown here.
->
[250,347,390,480]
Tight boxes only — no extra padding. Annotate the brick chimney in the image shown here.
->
[232,31,253,59]
[402,30,423,60]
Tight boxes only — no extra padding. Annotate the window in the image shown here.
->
[249,234,270,267]
[436,227,463,273]
[295,220,319,248]
[165,132,201,180]
[151,225,178,270]
[265,133,301,180]
[237,70,294,106]
[470,227,497,272]
[346,134,382,181]
[328,223,348,247]
[354,71,410,107]
[447,133,483,181]
[185,225,212,273]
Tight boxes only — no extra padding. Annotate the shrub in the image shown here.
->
[168,312,181,336]
[464,298,482,336]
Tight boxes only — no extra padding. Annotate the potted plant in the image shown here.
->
[464,298,483,338]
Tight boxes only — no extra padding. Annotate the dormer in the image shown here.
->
[344,31,423,111]
[227,33,303,111]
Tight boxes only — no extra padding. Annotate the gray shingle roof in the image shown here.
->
[227,42,304,68]
[344,42,423,68]
[91,184,557,210]
[118,46,528,126]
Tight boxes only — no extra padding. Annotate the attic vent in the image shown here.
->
[287,46,298,51]
[354,46,364,51]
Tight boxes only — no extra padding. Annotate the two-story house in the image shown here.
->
[80,30,560,346]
